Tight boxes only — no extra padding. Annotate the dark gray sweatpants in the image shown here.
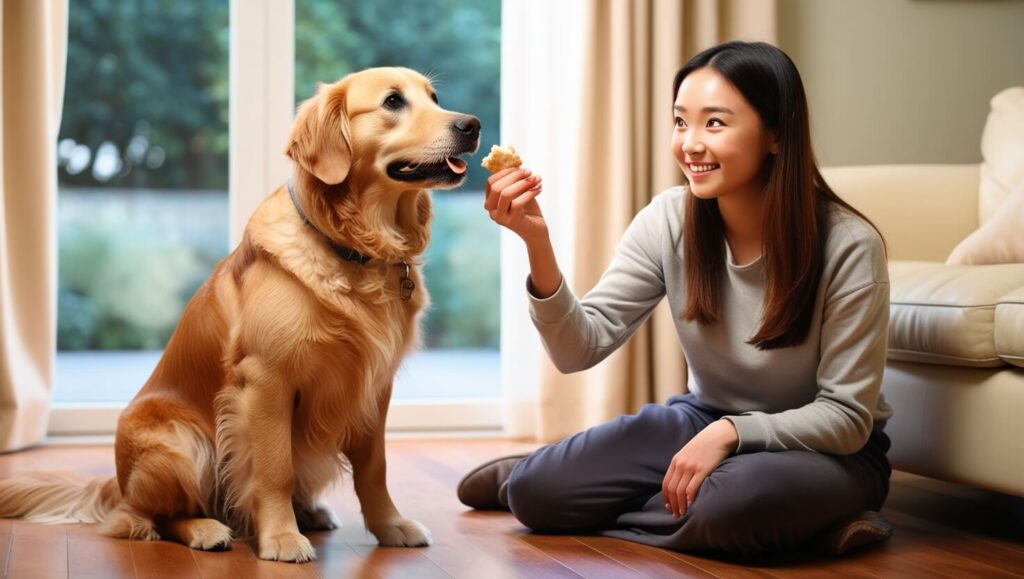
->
[505,394,891,556]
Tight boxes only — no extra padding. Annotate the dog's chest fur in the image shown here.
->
[242,189,428,441]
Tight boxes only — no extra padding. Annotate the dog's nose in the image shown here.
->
[452,116,481,140]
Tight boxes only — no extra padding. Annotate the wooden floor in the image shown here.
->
[1,439,1023,578]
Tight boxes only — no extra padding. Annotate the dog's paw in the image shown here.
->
[99,509,160,541]
[258,531,316,562]
[296,504,340,531]
[186,519,233,551]
[369,518,432,547]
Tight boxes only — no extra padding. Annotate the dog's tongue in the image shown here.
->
[446,157,467,174]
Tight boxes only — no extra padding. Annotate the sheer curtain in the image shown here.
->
[501,0,776,441]
[0,0,68,451]
[499,0,588,438]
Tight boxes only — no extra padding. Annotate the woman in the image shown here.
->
[459,41,894,557]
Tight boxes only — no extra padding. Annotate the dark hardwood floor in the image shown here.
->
[1,439,1023,578]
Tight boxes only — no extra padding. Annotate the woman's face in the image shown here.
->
[671,67,777,201]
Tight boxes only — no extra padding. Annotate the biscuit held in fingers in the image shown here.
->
[481,144,523,173]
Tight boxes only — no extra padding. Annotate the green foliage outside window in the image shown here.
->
[59,1,229,189]
[58,0,500,192]
[57,0,501,352]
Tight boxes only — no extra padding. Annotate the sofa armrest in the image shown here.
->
[821,164,980,262]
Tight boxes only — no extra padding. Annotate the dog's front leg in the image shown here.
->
[347,383,431,547]
[242,358,316,563]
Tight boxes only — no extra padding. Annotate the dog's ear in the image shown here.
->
[286,83,352,185]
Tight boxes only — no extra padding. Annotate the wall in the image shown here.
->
[778,0,1024,167]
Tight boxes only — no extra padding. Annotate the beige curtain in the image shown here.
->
[0,0,68,452]
[536,0,777,442]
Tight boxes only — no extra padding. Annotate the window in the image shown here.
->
[55,0,230,404]
[52,0,503,432]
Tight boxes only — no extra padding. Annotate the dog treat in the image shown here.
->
[480,144,523,173]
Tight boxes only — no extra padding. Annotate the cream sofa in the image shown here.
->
[823,162,1024,498]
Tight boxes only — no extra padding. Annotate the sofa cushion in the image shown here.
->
[888,261,1024,367]
[947,179,1024,265]
[996,286,1024,369]
[979,87,1024,224]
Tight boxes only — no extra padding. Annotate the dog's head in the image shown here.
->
[287,67,480,190]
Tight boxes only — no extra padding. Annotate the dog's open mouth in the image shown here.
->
[386,155,471,186]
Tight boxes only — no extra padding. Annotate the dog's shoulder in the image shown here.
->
[227,230,261,288]
[242,186,357,306]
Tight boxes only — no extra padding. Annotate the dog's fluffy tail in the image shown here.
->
[0,472,120,524]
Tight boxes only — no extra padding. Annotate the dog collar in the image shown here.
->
[286,178,416,301]
[287,178,373,265]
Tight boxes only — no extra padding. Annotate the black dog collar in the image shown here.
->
[286,178,416,301]
[287,178,373,266]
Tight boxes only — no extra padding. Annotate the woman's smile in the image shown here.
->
[686,162,720,180]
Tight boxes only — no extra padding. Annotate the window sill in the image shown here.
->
[48,397,503,436]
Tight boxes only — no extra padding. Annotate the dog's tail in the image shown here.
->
[0,472,121,524]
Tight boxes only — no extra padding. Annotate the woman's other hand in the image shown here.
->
[662,419,739,518]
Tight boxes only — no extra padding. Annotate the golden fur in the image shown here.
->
[0,67,480,562]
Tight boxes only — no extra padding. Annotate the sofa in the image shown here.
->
[821,88,1024,500]
[824,162,1024,498]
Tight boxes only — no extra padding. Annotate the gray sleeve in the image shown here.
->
[726,231,890,455]
[528,197,668,373]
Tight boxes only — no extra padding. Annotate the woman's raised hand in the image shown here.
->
[484,167,547,242]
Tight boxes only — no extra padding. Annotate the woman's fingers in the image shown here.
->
[662,463,683,517]
[485,167,533,211]
[497,176,541,216]
[664,458,703,518]
[486,166,520,187]
[682,471,707,518]
[662,464,674,514]
[674,471,694,518]
[495,186,543,234]
[484,166,546,240]
[509,185,542,214]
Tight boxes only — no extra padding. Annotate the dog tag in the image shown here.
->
[400,263,416,301]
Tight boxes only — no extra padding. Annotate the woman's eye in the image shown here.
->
[707,118,724,128]
[674,117,685,128]
[384,94,405,110]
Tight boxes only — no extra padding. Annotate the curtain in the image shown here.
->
[499,0,588,438]
[0,0,68,452]
[507,0,777,442]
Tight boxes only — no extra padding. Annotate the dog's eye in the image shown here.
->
[383,93,405,110]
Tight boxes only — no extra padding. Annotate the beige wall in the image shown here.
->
[778,0,1024,167]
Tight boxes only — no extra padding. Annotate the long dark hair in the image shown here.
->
[676,41,883,350]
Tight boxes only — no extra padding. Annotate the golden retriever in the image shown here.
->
[0,67,480,562]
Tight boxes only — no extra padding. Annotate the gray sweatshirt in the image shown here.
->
[529,186,893,455]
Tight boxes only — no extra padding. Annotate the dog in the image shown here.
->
[0,67,480,562]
